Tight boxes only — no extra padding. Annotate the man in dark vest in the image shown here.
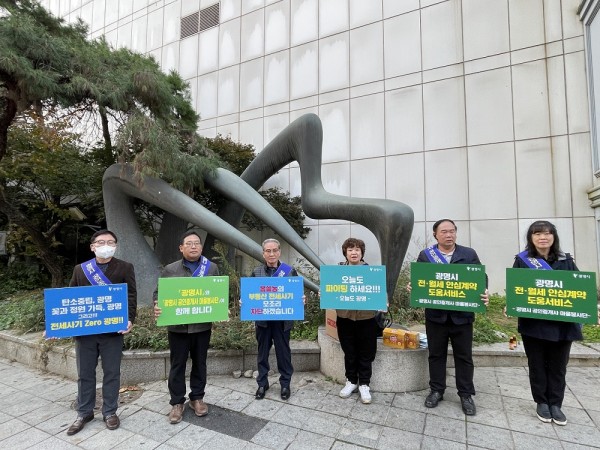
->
[153,230,220,424]
[66,229,137,435]
[252,238,299,401]
[412,219,488,416]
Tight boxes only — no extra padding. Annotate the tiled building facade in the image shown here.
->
[46,0,600,293]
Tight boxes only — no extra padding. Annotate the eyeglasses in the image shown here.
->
[183,241,202,247]
[263,249,280,254]
[93,240,117,246]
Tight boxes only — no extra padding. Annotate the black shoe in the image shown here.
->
[536,403,552,423]
[66,414,94,435]
[281,387,290,400]
[460,395,476,416]
[550,405,567,426]
[424,391,443,408]
[255,385,269,400]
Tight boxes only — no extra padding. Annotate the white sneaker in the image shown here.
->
[359,385,371,404]
[339,381,358,398]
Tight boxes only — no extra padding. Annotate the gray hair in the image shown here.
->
[261,238,281,251]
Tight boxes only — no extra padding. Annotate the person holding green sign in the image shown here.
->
[512,220,583,426]
[251,238,299,401]
[336,237,378,405]
[410,219,488,416]
[153,230,220,424]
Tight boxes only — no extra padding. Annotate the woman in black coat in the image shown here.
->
[512,220,583,426]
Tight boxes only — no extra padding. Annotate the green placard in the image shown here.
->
[410,262,487,312]
[156,276,229,326]
[506,268,598,324]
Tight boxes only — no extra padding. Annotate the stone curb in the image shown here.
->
[0,330,320,385]
[1,329,597,387]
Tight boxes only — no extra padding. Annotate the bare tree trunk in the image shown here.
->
[99,106,113,165]
[0,94,18,162]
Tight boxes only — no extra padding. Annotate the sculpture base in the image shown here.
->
[318,326,429,392]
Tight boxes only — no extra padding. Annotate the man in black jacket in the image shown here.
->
[415,219,488,416]
[153,230,219,424]
[66,229,137,435]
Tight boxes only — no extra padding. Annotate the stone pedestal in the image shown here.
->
[318,327,429,392]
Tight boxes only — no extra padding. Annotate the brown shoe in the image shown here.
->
[168,403,184,424]
[104,414,120,430]
[66,414,94,435]
[189,399,208,417]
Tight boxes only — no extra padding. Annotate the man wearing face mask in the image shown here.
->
[66,230,137,436]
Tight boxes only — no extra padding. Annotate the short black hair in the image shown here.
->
[179,230,203,245]
[90,229,118,244]
[433,219,457,233]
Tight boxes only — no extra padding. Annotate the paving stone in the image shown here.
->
[111,433,164,450]
[348,401,390,425]
[420,435,467,449]
[77,427,135,450]
[384,405,426,434]
[0,417,32,440]
[286,430,335,450]
[466,404,509,428]
[301,409,346,438]
[269,404,310,429]
[505,411,559,439]
[251,421,299,449]
[188,403,267,441]
[466,421,514,449]
[35,436,81,449]
[423,414,466,443]
[203,432,251,450]
[470,391,503,410]
[376,426,423,449]
[0,426,53,449]
[1,354,600,450]
[391,392,428,412]
[118,409,167,434]
[162,422,217,449]
[510,430,563,450]
[553,421,600,448]
[315,392,358,416]
[337,417,383,448]
[242,397,285,420]
[15,401,70,426]
[136,413,192,443]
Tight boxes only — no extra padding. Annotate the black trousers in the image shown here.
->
[426,319,475,397]
[522,335,572,407]
[168,329,211,405]
[255,321,293,388]
[75,333,123,418]
[336,316,378,386]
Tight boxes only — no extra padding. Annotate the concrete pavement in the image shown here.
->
[0,354,599,449]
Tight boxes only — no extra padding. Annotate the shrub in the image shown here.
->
[0,263,50,298]
[0,289,46,333]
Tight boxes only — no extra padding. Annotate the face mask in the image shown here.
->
[95,245,116,259]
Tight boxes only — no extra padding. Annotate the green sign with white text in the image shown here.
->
[506,268,598,324]
[410,262,487,312]
[156,276,229,326]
